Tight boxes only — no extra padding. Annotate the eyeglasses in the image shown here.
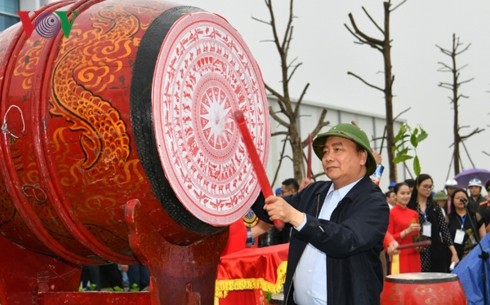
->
[420,184,434,191]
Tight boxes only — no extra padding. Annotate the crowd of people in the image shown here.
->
[384,175,489,275]
[78,122,490,305]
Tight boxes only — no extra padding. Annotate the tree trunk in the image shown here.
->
[452,57,461,174]
[383,2,397,183]
[289,120,304,182]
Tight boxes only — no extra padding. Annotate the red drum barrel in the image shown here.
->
[381,272,467,305]
[0,0,269,265]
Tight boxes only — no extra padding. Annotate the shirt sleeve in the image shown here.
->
[294,213,307,231]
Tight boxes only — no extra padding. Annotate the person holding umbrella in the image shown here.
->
[454,168,490,188]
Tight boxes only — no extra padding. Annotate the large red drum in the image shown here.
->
[381,272,467,305]
[0,0,269,265]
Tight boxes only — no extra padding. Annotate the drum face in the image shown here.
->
[0,0,269,264]
[385,272,458,283]
[381,272,467,305]
[132,10,270,227]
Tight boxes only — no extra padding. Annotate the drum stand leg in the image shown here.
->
[124,199,228,305]
[0,199,227,305]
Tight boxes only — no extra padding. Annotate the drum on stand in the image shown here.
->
[0,0,270,265]
[0,1,271,304]
[381,272,467,305]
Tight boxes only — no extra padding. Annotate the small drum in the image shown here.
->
[381,272,467,305]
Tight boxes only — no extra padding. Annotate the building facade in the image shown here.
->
[0,1,19,31]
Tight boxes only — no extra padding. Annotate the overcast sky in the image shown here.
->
[181,0,490,189]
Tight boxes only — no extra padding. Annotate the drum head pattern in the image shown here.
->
[382,272,466,305]
[131,7,269,229]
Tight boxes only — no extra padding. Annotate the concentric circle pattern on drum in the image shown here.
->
[152,12,269,225]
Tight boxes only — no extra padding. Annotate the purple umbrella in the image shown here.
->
[454,168,490,189]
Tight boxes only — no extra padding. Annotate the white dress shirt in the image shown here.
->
[293,179,359,305]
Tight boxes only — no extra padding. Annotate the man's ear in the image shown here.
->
[360,150,368,166]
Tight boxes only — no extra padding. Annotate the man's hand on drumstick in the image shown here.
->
[264,195,304,228]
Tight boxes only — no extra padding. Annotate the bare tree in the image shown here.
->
[344,0,406,183]
[254,0,329,183]
[437,33,484,175]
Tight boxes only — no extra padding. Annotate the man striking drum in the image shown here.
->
[253,123,389,305]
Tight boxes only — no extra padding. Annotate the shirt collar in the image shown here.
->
[327,177,362,200]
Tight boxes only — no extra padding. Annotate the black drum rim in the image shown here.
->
[130,6,224,236]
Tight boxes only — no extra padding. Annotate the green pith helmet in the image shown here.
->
[313,123,376,175]
[433,190,448,201]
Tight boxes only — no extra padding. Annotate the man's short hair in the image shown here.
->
[282,178,299,192]
[385,190,394,198]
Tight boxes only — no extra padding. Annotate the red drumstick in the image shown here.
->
[396,240,431,250]
[233,110,284,230]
